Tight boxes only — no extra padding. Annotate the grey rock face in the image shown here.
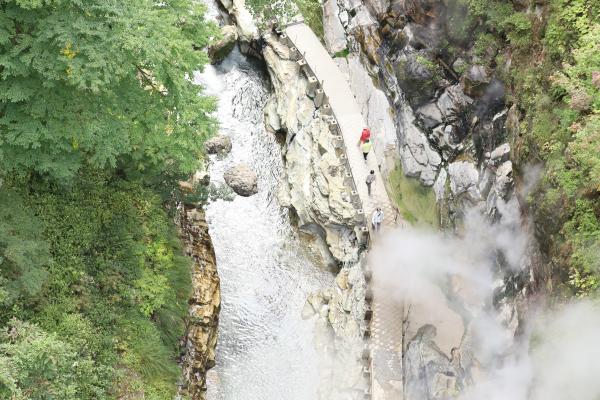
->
[323,0,348,53]
[394,50,440,108]
[461,65,491,97]
[223,164,258,196]
[397,103,442,186]
[473,107,508,158]
[208,25,238,63]
[416,101,443,129]
[437,84,473,120]
[262,41,359,263]
[489,142,510,164]
[448,161,481,202]
[433,167,447,201]
[404,325,464,400]
[204,135,232,154]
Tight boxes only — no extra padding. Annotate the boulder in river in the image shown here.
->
[223,164,258,196]
[208,25,238,63]
[204,134,232,155]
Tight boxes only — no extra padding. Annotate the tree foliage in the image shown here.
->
[0,0,216,396]
[0,319,111,399]
[0,0,216,181]
[0,189,50,305]
[1,175,194,398]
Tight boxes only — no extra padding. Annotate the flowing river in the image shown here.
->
[194,45,333,400]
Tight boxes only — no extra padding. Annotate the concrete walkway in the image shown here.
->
[285,23,396,232]
[284,22,464,400]
[285,22,403,400]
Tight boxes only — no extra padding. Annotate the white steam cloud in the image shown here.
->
[368,195,600,400]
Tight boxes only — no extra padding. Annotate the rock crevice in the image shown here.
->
[178,206,220,400]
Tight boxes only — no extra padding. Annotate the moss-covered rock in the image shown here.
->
[208,25,238,63]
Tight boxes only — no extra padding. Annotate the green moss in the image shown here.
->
[333,48,350,58]
[246,0,324,39]
[387,165,439,228]
[296,0,324,39]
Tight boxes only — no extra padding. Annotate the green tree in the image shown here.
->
[0,189,50,309]
[0,0,216,181]
[0,319,112,399]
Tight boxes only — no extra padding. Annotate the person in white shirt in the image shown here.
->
[371,207,384,232]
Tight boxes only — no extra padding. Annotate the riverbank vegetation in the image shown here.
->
[246,0,324,39]
[453,0,600,296]
[0,0,215,398]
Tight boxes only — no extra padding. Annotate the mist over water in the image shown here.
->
[195,48,332,400]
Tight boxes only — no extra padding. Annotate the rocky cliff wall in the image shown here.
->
[320,0,549,395]
[178,206,221,400]
[322,0,544,289]
[262,33,362,264]
[261,36,370,398]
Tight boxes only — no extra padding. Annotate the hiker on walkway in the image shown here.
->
[365,170,376,196]
[372,207,384,232]
[359,128,371,144]
[361,139,372,161]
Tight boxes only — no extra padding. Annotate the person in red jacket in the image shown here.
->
[359,128,371,144]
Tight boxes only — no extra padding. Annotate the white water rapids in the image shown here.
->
[194,46,333,399]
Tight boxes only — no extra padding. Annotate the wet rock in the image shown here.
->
[223,164,258,196]
[178,208,220,400]
[430,124,463,160]
[404,325,458,400]
[364,0,390,17]
[302,291,327,319]
[389,30,409,53]
[493,160,513,199]
[354,25,382,65]
[433,167,447,201]
[461,65,491,97]
[395,0,445,25]
[394,50,440,108]
[437,84,473,120]
[397,103,442,186]
[404,22,435,49]
[416,101,443,129]
[264,96,282,133]
[489,143,510,165]
[204,135,232,154]
[323,0,348,53]
[218,0,259,55]
[208,25,238,63]
[473,107,508,158]
[314,262,367,399]
[448,160,481,202]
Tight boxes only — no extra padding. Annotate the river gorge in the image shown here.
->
[1,1,597,399]
[181,0,600,399]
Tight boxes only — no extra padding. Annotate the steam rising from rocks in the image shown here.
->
[369,197,600,400]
